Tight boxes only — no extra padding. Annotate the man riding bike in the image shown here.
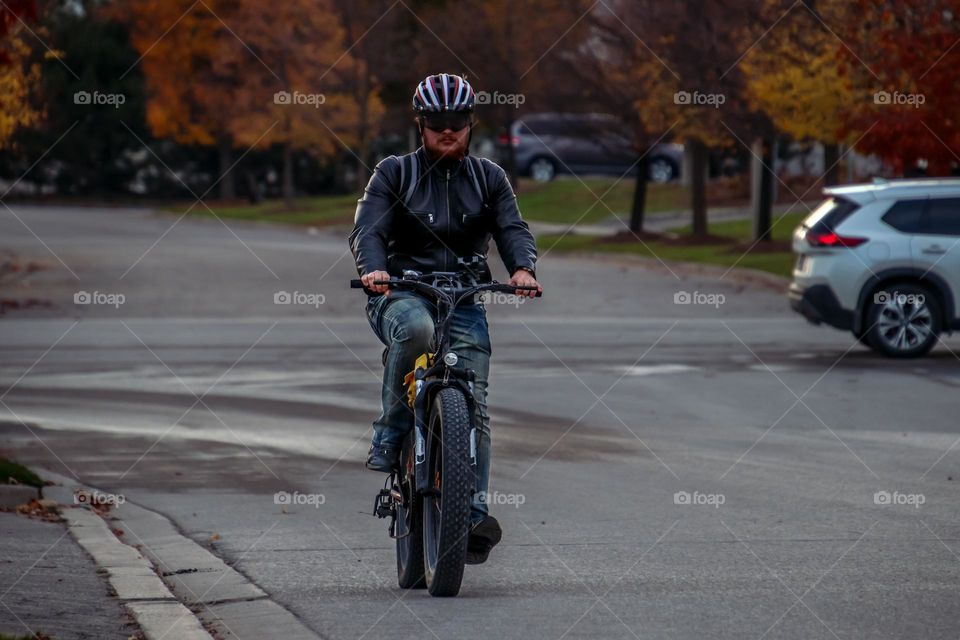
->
[348,73,541,563]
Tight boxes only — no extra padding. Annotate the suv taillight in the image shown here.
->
[497,133,519,147]
[805,230,868,247]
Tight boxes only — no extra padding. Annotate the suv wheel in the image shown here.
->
[864,283,941,358]
[528,157,556,182]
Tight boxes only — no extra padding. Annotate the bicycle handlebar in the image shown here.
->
[349,278,542,297]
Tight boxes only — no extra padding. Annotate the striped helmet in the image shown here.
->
[412,73,475,113]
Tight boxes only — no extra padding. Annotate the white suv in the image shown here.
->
[790,179,960,358]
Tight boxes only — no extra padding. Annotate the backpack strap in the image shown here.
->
[393,153,420,210]
[403,153,419,208]
[467,155,490,208]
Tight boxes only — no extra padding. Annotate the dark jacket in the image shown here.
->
[348,147,537,284]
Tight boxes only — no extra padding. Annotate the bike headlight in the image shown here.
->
[443,352,459,366]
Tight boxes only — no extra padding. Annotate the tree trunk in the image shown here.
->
[690,138,708,237]
[822,142,839,186]
[629,154,650,233]
[245,170,261,204]
[218,139,235,201]
[751,137,773,242]
[681,142,694,187]
[282,142,294,211]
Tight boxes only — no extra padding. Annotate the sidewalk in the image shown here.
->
[0,509,137,639]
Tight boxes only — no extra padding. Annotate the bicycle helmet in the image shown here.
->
[412,73,475,113]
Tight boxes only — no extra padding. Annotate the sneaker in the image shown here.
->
[465,515,502,565]
[365,443,400,472]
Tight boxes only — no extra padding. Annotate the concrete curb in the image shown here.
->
[37,470,321,640]
[56,503,212,639]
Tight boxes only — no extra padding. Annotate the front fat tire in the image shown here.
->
[864,284,941,358]
[423,387,474,597]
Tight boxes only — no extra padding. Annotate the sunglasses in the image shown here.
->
[421,113,473,133]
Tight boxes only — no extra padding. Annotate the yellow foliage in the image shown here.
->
[741,4,855,144]
[0,31,44,149]
[122,0,383,159]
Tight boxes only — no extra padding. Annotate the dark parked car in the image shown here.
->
[497,112,683,183]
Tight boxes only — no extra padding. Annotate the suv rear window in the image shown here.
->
[803,197,859,234]
[882,199,926,233]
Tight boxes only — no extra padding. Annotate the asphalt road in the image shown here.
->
[2,204,960,639]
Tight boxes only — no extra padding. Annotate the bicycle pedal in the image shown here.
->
[373,487,394,518]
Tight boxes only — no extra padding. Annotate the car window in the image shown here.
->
[882,199,926,233]
[524,115,618,139]
[921,198,960,235]
[803,197,859,232]
[524,120,567,136]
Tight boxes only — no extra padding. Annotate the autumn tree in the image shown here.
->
[590,1,769,237]
[564,0,680,233]
[330,0,393,192]
[0,0,35,64]
[121,0,244,200]
[214,0,365,209]
[838,0,960,176]
[742,0,857,187]
[0,27,44,150]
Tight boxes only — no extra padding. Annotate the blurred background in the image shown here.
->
[1,0,957,279]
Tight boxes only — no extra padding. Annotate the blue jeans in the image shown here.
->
[366,291,492,525]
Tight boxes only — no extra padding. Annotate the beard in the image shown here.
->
[422,129,470,161]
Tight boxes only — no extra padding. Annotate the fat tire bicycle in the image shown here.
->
[351,266,540,596]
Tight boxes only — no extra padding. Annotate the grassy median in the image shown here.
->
[537,211,805,277]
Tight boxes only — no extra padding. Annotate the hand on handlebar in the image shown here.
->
[361,270,391,294]
[509,269,542,298]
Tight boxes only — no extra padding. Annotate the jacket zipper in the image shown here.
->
[444,168,451,272]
